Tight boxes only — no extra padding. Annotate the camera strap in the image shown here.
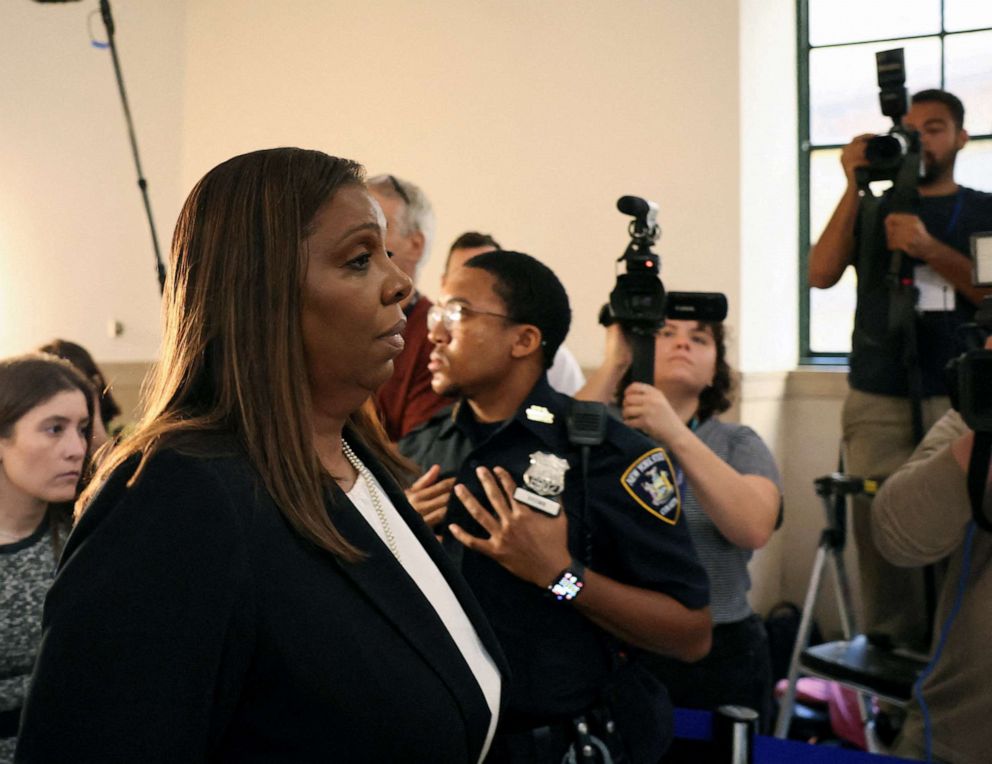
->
[967,430,992,533]
[885,254,926,444]
[860,179,926,443]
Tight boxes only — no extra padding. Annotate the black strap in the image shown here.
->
[859,159,928,445]
[567,401,608,566]
[968,431,992,532]
[886,268,925,444]
[887,150,926,444]
[0,706,22,738]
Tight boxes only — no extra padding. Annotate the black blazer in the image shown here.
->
[16,437,507,763]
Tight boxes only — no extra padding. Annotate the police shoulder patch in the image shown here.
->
[620,448,681,524]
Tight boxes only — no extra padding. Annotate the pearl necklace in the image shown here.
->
[341,439,400,561]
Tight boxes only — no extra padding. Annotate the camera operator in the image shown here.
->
[871,355,992,763]
[808,89,992,652]
[578,319,782,731]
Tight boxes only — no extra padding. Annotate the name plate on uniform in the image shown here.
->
[513,487,561,517]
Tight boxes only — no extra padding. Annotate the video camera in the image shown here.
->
[945,233,992,532]
[947,233,992,431]
[857,48,922,190]
[599,195,727,384]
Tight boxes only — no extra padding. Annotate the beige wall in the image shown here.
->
[179,0,746,371]
[5,1,864,627]
[742,370,859,636]
[4,0,797,369]
[1,1,186,361]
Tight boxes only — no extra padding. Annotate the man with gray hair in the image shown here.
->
[368,174,448,440]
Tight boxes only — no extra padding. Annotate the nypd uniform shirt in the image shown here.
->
[400,376,710,718]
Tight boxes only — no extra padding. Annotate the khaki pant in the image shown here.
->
[841,388,950,652]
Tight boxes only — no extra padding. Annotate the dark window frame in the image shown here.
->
[797,0,992,365]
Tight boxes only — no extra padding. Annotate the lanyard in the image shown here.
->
[944,189,965,240]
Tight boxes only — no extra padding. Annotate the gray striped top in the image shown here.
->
[670,418,782,624]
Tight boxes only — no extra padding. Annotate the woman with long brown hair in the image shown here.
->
[17,148,505,762]
[0,354,92,760]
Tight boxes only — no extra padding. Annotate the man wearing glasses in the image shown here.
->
[444,231,588,396]
[400,250,710,763]
[367,174,448,441]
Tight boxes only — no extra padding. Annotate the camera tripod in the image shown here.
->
[773,473,929,753]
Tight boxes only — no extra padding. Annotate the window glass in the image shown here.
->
[809,272,856,353]
[944,0,992,32]
[957,139,992,192]
[810,38,941,146]
[809,0,939,46]
[945,31,992,136]
[808,147,857,354]
[809,148,847,242]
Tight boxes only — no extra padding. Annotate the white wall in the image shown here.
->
[2,0,769,369]
[0,0,186,361]
[179,0,745,371]
[739,0,798,374]
[735,0,799,615]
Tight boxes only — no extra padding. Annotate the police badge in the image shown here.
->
[514,452,570,517]
[523,452,569,496]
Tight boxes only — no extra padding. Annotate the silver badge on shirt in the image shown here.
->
[523,451,569,497]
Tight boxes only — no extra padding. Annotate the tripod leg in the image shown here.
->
[827,519,885,753]
[827,541,860,640]
[773,543,829,739]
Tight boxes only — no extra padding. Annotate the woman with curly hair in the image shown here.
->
[578,318,782,730]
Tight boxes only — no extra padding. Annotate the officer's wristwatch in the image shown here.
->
[547,559,586,602]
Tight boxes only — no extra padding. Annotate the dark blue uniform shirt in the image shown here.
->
[400,377,709,720]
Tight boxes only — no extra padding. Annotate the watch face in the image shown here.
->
[549,570,584,601]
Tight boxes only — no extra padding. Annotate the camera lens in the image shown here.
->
[865,134,905,163]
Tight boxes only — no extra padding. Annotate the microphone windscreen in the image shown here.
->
[617,196,649,217]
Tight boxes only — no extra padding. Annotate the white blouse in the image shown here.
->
[348,469,501,762]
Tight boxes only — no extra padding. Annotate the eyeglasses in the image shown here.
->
[427,302,515,332]
[387,174,411,206]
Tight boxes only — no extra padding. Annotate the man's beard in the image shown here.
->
[918,151,953,187]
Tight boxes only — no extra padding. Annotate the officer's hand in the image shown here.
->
[621,382,686,446]
[405,465,456,529]
[841,134,874,186]
[450,466,571,588]
[885,213,936,260]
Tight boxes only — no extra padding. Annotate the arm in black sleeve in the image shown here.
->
[16,452,254,763]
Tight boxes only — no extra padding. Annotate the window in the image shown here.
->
[799,0,992,362]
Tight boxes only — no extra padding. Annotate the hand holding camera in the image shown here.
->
[841,133,875,188]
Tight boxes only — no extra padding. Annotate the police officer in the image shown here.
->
[400,250,711,763]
